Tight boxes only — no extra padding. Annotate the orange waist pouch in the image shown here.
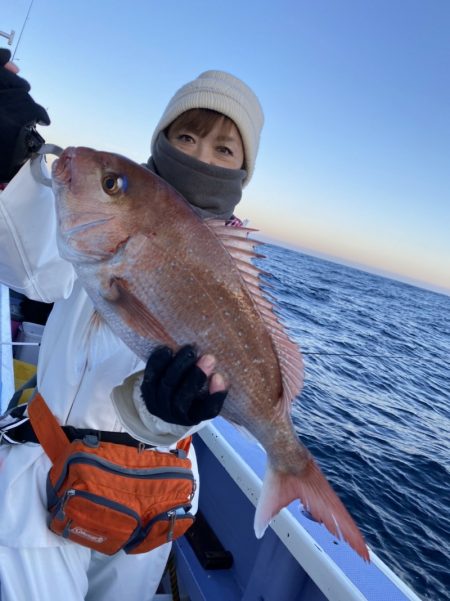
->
[28,393,195,555]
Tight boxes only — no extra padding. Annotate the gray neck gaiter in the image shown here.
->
[146,132,247,220]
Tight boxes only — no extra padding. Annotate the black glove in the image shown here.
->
[0,49,50,182]
[141,345,227,427]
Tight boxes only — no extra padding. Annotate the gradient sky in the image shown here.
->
[2,0,449,294]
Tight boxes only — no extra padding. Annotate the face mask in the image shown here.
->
[146,132,247,220]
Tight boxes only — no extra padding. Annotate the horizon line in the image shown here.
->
[254,234,450,299]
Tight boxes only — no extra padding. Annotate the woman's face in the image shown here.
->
[167,118,244,170]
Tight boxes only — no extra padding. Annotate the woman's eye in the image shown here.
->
[217,146,233,156]
[178,134,195,143]
[102,174,128,195]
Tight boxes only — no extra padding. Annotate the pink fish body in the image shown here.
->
[52,147,369,561]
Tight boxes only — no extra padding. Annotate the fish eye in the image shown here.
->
[102,174,128,195]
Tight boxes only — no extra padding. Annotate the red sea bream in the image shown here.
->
[52,147,370,561]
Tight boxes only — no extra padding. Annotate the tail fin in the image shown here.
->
[254,459,370,562]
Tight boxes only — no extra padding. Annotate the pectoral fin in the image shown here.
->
[106,276,176,348]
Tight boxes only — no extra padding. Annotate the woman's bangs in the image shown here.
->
[167,109,235,137]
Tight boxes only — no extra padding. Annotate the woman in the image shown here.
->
[0,61,264,601]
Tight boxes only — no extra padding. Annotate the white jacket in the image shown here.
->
[0,158,202,547]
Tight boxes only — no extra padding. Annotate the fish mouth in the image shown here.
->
[52,147,76,186]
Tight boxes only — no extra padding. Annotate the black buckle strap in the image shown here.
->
[2,419,154,450]
[62,426,154,449]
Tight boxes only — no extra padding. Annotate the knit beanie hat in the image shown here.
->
[151,70,264,186]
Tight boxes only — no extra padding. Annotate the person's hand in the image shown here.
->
[3,59,19,74]
[0,48,50,182]
[140,345,228,426]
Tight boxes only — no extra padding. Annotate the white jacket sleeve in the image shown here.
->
[111,370,211,447]
[0,158,75,302]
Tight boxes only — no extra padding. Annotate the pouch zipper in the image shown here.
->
[151,506,194,543]
[52,452,194,492]
[53,488,141,526]
[55,488,76,520]
[124,505,194,552]
[167,511,177,542]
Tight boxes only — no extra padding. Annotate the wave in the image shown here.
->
[262,244,450,600]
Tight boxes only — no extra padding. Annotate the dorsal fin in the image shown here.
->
[206,220,304,412]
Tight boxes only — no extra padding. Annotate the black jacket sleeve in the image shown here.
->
[0,48,50,182]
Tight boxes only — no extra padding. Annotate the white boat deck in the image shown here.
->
[194,418,422,601]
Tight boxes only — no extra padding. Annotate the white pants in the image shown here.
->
[0,542,171,601]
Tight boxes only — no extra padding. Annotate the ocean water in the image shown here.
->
[258,244,449,601]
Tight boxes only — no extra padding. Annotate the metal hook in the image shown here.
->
[30,144,64,187]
